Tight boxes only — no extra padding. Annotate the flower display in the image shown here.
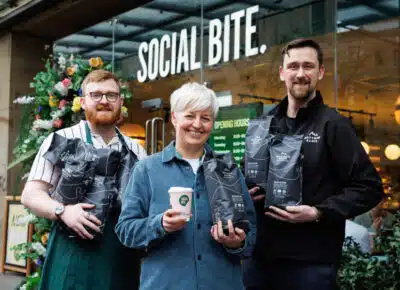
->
[10,54,133,289]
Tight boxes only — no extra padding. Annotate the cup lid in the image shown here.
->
[168,187,193,193]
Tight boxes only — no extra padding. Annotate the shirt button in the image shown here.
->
[197,224,201,230]
[197,255,201,260]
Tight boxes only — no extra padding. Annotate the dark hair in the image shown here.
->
[281,38,324,66]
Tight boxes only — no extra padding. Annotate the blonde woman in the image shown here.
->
[116,82,256,290]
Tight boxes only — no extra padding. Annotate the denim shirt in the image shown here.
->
[116,142,257,290]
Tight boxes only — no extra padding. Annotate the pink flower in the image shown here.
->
[58,99,68,109]
[53,119,63,128]
[62,78,72,88]
[35,114,41,120]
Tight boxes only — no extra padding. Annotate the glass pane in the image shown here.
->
[115,0,205,153]
[201,0,336,162]
[337,0,400,211]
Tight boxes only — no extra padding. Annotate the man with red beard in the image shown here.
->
[21,69,146,290]
[243,39,383,290]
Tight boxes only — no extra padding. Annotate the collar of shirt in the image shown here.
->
[91,132,120,147]
[162,141,212,164]
[81,120,120,148]
[273,90,324,121]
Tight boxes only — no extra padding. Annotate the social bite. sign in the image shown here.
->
[137,5,266,82]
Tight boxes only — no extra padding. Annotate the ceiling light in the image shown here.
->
[384,144,400,161]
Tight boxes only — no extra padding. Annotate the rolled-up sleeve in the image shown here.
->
[28,133,61,188]
[115,161,167,249]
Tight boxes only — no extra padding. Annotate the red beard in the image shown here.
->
[85,104,121,125]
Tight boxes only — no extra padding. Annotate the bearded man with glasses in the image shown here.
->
[21,69,147,290]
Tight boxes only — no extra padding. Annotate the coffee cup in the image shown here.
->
[168,187,193,218]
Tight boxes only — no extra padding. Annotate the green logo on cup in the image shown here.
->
[179,195,189,206]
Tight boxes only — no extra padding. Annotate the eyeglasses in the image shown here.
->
[88,92,120,103]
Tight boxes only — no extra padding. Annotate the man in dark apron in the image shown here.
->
[21,69,147,290]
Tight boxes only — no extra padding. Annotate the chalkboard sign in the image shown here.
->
[209,102,264,164]
[1,196,33,275]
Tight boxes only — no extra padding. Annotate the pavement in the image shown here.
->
[0,272,24,290]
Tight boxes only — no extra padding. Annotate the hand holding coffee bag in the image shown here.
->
[204,153,249,235]
[265,134,303,208]
[244,117,273,195]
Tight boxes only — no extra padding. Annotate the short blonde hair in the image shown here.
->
[81,69,120,97]
[170,82,219,119]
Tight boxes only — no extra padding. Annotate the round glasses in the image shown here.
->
[88,92,120,103]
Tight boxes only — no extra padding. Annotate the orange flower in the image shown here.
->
[66,66,76,76]
[41,232,49,245]
[89,57,104,68]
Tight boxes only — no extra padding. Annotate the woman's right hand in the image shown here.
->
[162,209,191,233]
[60,203,102,239]
[249,186,265,202]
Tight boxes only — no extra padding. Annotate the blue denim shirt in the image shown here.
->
[116,142,256,290]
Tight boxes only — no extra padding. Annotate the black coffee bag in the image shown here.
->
[204,153,249,235]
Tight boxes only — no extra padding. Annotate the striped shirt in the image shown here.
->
[28,120,147,188]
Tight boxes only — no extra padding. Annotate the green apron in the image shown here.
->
[39,124,141,290]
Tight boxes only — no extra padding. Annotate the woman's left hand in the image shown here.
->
[210,220,246,249]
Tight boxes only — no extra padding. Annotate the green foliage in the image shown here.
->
[10,54,131,176]
[338,213,400,290]
[11,53,130,290]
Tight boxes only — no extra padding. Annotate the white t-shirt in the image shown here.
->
[28,120,147,188]
[182,151,205,174]
[184,158,201,174]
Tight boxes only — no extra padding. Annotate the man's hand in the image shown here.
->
[60,203,102,239]
[248,186,265,202]
[265,205,320,223]
[210,220,246,249]
[162,209,191,233]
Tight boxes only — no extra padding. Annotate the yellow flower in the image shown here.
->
[71,97,81,112]
[49,95,59,107]
[121,106,128,117]
[41,232,49,245]
[89,57,104,68]
[66,66,76,76]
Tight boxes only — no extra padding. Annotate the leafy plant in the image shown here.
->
[338,213,400,289]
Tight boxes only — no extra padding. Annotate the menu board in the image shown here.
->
[209,102,264,164]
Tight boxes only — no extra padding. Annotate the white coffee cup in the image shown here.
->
[168,187,193,217]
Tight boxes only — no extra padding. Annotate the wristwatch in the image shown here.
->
[55,204,65,219]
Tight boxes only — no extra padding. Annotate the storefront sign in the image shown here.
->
[208,102,263,164]
[137,5,265,82]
